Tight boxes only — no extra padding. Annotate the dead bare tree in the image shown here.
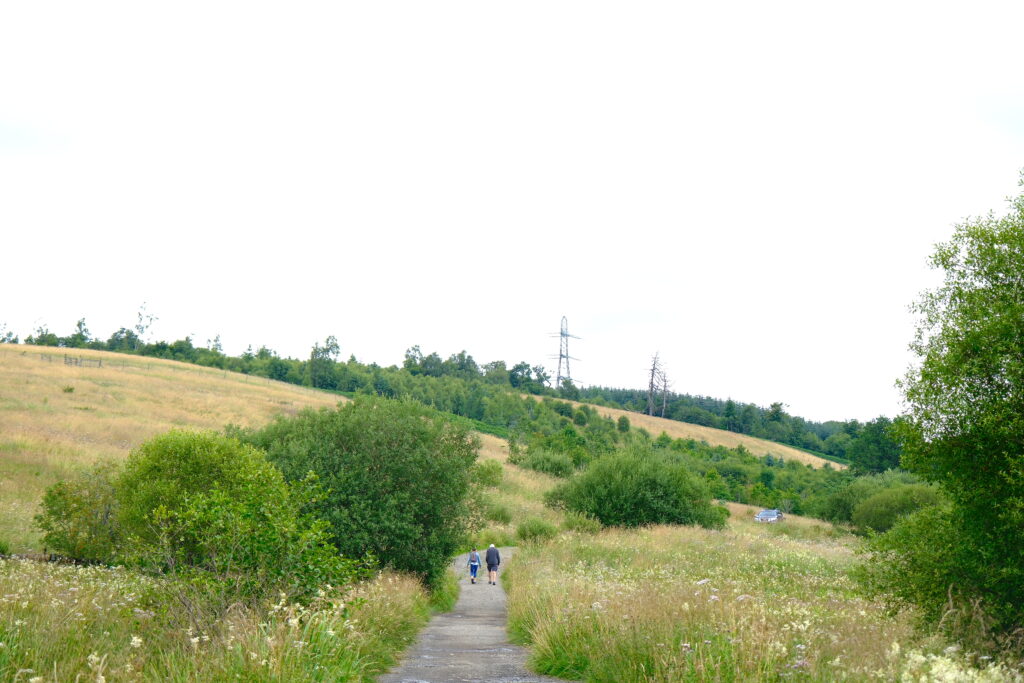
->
[647,353,661,416]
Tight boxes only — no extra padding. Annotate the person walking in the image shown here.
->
[485,544,501,585]
[467,547,481,584]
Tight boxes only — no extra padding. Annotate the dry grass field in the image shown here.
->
[0,344,343,551]
[557,398,844,469]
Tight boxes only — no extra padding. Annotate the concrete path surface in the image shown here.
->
[379,548,566,683]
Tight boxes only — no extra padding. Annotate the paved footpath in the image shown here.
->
[379,548,567,683]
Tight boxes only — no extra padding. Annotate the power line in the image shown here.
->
[550,316,580,388]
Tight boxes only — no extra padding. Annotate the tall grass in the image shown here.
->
[506,525,1020,681]
[0,346,340,550]
[0,558,429,682]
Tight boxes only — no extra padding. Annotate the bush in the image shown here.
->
[470,527,517,549]
[856,505,971,625]
[484,501,513,525]
[546,446,729,529]
[0,539,9,556]
[36,461,121,563]
[472,459,504,488]
[236,397,479,587]
[851,484,943,533]
[510,448,575,478]
[116,430,361,601]
[517,517,558,543]
[822,470,920,523]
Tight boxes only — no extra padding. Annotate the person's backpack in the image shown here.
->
[470,551,480,565]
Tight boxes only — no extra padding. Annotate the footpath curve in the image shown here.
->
[379,547,565,683]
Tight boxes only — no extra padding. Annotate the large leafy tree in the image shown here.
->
[237,397,479,587]
[845,416,901,474]
[873,178,1024,637]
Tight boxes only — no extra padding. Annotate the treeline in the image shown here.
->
[579,385,900,468]
[5,318,898,473]
[503,396,930,533]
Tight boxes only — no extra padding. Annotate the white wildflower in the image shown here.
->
[130,635,143,648]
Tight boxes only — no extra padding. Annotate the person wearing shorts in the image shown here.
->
[485,544,500,585]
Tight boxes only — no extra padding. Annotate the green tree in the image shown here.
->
[866,177,1024,639]
[306,336,340,389]
[846,416,901,474]
[0,322,17,344]
[723,399,740,432]
[26,325,59,346]
[237,397,479,587]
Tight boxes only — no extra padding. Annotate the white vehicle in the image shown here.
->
[754,509,784,523]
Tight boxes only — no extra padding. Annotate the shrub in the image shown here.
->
[822,470,920,523]
[511,448,575,478]
[0,539,9,556]
[470,527,517,549]
[472,460,504,488]
[517,517,558,543]
[856,505,971,626]
[116,430,361,601]
[617,415,630,433]
[236,397,479,587]
[484,502,513,525]
[36,461,122,563]
[851,483,943,533]
[546,446,729,529]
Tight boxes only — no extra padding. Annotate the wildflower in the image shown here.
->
[190,637,200,647]
[288,616,300,628]
[130,635,143,648]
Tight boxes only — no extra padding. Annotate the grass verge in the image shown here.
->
[506,525,1019,681]
[0,559,429,682]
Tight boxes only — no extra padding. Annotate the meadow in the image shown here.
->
[0,344,340,551]
[3,344,1019,681]
[503,515,1019,682]
[0,345,437,681]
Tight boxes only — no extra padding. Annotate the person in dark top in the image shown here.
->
[485,544,500,585]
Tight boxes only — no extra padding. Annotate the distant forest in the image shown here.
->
[1,318,899,470]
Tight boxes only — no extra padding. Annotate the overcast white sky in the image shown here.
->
[2,2,1023,423]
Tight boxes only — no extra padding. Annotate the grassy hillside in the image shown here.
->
[562,398,845,469]
[0,344,342,551]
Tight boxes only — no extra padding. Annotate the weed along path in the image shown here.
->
[379,548,566,683]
